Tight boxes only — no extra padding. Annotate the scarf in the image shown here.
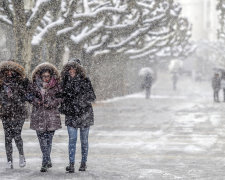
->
[3,82,13,98]
[38,77,57,103]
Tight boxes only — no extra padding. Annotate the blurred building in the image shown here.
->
[176,0,218,41]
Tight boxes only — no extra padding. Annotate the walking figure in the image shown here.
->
[57,58,96,173]
[172,73,178,91]
[0,60,29,169]
[212,73,221,102]
[221,73,225,102]
[29,63,62,172]
[143,73,153,99]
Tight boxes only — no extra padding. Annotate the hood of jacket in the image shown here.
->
[31,62,60,83]
[0,61,26,85]
[61,61,86,80]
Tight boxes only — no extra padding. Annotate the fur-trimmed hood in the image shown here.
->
[61,61,86,79]
[0,60,26,79]
[31,62,60,83]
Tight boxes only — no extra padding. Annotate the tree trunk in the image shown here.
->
[46,35,56,64]
[23,35,32,75]
[14,27,33,75]
[82,49,92,75]
[31,44,42,71]
[46,36,65,69]
[13,0,32,74]
[55,38,65,69]
[69,44,83,60]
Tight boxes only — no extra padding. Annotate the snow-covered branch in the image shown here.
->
[27,0,52,30]
[32,17,64,45]
[0,0,193,70]
[73,6,127,21]
[0,14,12,25]
[86,35,110,53]
[71,21,104,45]
[1,0,14,23]
[217,0,225,42]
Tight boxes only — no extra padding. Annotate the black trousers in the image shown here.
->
[2,117,25,162]
[214,90,219,102]
[145,87,151,99]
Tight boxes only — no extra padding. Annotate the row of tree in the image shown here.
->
[218,0,225,41]
[0,0,193,73]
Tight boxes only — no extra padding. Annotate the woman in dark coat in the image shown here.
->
[0,60,29,169]
[58,59,96,173]
[30,63,61,172]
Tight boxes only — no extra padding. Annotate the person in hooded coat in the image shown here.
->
[29,63,61,172]
[212,72,221,102]
[142,73,153,99]
[0,60,29,169]
[220,73,225,102]
[57,58,96,173]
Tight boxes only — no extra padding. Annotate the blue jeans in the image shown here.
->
[36,131,55,165]
[67,126,90,164]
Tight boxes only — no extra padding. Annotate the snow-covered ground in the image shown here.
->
[1,72,225,179]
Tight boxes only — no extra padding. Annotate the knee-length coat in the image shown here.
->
[30,63,62,132]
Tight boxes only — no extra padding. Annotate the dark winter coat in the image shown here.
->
[0,61,29,120]
[143,73,153,88]
[212,75,221,91]
[58,61,96,128]
[30,63,62,132]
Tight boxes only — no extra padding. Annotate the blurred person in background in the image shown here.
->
[212,72,221,102]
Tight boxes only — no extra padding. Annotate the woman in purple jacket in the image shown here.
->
[30,63,61,172]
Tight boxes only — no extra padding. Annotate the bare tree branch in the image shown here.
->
[27,0,53,31]
[0,14,12,25]
[2,0,14,23]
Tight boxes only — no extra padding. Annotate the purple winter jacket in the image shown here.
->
[30,63,62,132]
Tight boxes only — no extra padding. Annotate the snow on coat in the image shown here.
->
[0,61,29,119]
[59,61,96,128]
[30,63,62,132]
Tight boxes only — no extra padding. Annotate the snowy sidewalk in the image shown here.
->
[1,75,225,179]
[1,93,225,179]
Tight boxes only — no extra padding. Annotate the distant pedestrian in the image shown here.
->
[211,73,221,102]
[221,75,225,102]
[142,73,153,99]
[29,63,62,172]
[57,58,96,173]
[0,60,29,169]
[172,73,178,91]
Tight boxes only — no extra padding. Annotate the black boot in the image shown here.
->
[40,164,48,172]
[66,163,74,173]
[79,162,87,171]
[47,161,52,168]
